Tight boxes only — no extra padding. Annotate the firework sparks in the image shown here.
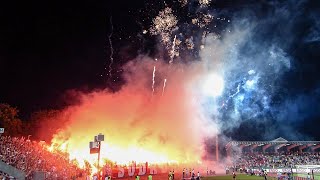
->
[192,13,214,28]
[199,0,211,7]
[150,7,178,55]
[143,30,148,34]
[221,82,242,108]
[150,7,178,36]
[152,66,156,96]
[162,78,167,96]
[178,0,188,7]
[108,16,114,77]
[169,35,177,64]
[186,37,195,50]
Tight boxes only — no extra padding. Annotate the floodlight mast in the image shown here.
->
[90,133,104,180]
[97,140,101,180]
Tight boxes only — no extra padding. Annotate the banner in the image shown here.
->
[106,163,159,178]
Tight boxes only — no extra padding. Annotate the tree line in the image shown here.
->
[0,103,68,142]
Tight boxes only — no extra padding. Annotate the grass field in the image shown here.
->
[202,174,320,180]
[295,173,320,180]
[201,174,271,180]
[104,174,275,180]
[87,173,320,180]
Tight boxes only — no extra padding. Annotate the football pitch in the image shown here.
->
[112,174,275,180]
[94,174,320,180]
[202,174,320,180]
[202,174,272,180]
[295,173,320,180]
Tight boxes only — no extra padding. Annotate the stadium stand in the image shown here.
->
[0,136,85,179]
[226,137,320,179]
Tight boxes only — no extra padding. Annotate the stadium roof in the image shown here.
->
[226,137,320,151]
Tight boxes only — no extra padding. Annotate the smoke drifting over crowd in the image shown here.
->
[51,59,218,166]
[45,0,320,168]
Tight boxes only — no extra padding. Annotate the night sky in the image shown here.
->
[1,0,319,140]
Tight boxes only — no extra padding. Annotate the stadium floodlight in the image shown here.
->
[97,133,104,141]
[90,133,104,180]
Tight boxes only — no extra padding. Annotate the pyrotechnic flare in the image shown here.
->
[162,78,167,96]
[108,16,114,77]
[169,35,177,64]
[152,66,156,96]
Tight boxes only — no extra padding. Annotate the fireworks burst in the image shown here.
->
[178,0,188,7]
[150,7,180,62]
[199,0,211,7]
[150,7,178,38]
[192,13,214,28]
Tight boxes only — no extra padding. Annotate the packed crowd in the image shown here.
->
[232,152,320,169]
[0,136,85,179]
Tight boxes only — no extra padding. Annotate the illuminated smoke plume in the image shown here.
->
[51,59,219,169]
[46,0,320,173]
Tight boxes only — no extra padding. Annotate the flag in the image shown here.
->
[90,148,99,154]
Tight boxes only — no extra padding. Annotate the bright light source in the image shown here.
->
[202,74,224,97]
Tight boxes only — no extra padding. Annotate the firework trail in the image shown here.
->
[162,79,167,97]
[169,35,177,64]
[221,82,242,108]
[230,83,241,98]
[152,66,156,96]
[108,16,114,77]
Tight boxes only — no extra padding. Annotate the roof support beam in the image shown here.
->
[250,144,258,153]
[275,144,287,152]
[311,144,320,152]
[299,145,308,153]
[287,144,299,151]
[262,144,272,153]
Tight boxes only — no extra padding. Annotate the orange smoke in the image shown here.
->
[50,58,219,170]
